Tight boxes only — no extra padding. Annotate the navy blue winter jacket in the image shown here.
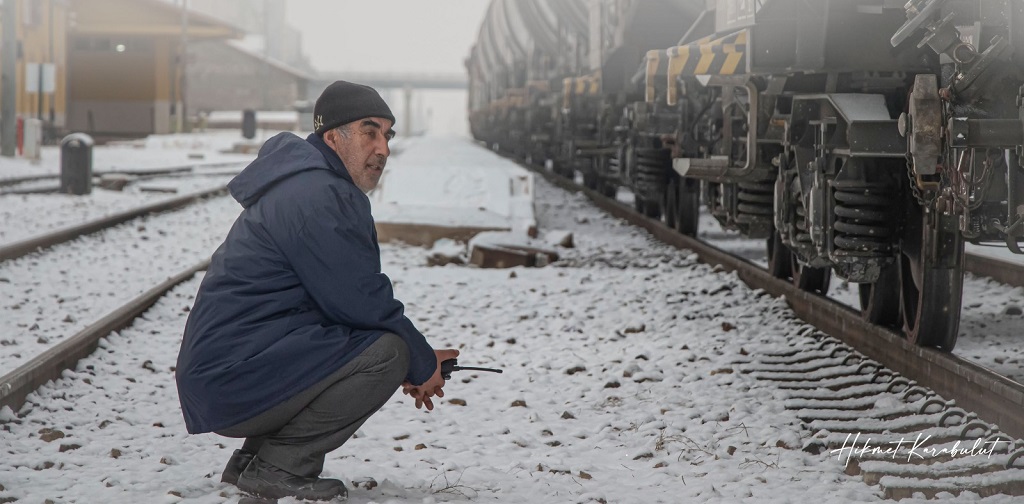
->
[175,132,436,434]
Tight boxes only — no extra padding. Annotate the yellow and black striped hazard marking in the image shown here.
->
[661,30,748,105]
[646,34,715,104]
[562,72,601,108]
[645,49,667,103]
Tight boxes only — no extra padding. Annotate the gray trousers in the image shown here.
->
[216,333,410,478]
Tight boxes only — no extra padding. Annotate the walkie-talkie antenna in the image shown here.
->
[441,359,503,380]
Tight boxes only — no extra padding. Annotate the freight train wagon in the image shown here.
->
[467,0,1024,350]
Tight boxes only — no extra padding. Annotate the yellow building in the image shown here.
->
[66,0,240,137]
[0,0,70,140]
[1,0,240,140]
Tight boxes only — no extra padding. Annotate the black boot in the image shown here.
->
[221,449,256,485]
[237,456,347,501]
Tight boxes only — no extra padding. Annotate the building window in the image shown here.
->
[73,38,154,53]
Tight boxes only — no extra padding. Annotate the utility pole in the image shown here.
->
[403,85,413,136]
[48,0,54,128]
[177,0,188,133]
[2,0,18,157]
[261,0,270,111]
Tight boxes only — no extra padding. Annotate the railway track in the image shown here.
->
[0,159,281,412]
[740,333,1024,499]
[0,260,209,411]
[0,170,240,406]
[529,162,1024,499]
[0,185,228,262]
[0,177,242,400]
[0,160,244,190]
[964,253,1024,290]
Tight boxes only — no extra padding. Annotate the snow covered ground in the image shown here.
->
[0,133,1022,503]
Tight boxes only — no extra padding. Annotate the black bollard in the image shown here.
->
[60,133,94,195]
[242,109,256,140]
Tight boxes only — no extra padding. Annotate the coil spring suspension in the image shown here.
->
[793,195,812,246]
[635,148,670,198]
[831,180,895,255]
[736,180,775,224]
[609,143,624,177]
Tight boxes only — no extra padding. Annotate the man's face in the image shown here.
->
[325,117,395,193]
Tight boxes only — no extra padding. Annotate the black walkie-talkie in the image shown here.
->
[440,359,503,380]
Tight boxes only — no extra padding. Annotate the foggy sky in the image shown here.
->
[284,0,490,75]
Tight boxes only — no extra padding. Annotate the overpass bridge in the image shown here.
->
[306,72,468,135]
[311,72,467,91]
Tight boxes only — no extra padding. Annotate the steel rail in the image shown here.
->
[0,161,245,192]
[532,165,1024,441]
[966,252,1024,288]
[0,259,210,412]
[0,185,227,262]
[0,174,54,188]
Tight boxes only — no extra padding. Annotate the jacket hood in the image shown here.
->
[228,132,352,208]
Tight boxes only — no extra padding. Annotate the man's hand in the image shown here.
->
[402,348,459,410]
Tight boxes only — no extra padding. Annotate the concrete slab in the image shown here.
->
[371,136,535,247]
[375,222,507,248]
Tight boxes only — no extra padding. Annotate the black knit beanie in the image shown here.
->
[313,80,396,136]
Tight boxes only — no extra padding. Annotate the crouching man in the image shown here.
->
[175,81,458,501]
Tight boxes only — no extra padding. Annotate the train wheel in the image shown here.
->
[583,169,600,191]
[858,265,900,328]
[766,229,792,280]
[898,202,964,350]
[554,163,574,179]
[634,198,661,219]
[663,176,679,229]
[791,254,831,295]
[600,181,617,198]
[675,177,700,236]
